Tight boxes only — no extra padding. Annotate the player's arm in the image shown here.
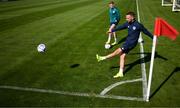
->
[115,8,121,22]
[111,22,127,32]
[140,23,153,39]
[107,23,126,34]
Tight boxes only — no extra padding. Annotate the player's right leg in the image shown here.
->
[96,48,122,62]
[111,32,117,45]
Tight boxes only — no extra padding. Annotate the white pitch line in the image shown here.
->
[0,85,143,101]
[100,78,142,95]
[136,0,148,100]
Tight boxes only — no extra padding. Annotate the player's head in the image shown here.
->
[109,1,115,8]
[126,11,136,23]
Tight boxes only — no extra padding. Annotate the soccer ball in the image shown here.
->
[105,43,111,49]
[37,44,46,52]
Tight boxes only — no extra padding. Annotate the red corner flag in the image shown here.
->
[147,18,179,102]
[154,17,179,40]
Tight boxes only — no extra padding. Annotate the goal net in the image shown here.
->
[162,0,173,6]
[172,0,180,11]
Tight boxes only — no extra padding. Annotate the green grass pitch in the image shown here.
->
[0,0,180,107]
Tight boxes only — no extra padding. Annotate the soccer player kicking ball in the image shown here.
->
[106,1,121,45]
[97,12,153,78]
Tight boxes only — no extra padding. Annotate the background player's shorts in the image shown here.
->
[110,20,120,26]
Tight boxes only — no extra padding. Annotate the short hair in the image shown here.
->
[109,1,115,4]
[126,11,136,18]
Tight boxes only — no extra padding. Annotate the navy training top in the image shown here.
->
[112,20,153,49]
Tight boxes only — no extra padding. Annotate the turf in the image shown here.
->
[0,0,180,107]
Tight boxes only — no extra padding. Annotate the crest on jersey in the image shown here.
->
[133,26,136,30]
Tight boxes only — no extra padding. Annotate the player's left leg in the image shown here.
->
[106,24,116,44]
[113,46,135,78]
[106,32,112,44]
[110,24,117,45]
[113,53,126,78]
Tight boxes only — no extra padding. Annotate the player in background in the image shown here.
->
[106,1,121,45]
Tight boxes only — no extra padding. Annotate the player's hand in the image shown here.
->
[106,30,112,34]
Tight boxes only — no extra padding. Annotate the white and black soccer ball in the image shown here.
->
[105,43,111,49]
[37,44,46,53]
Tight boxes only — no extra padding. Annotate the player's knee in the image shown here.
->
[109,32,113,35]
[120,54,126,59]
[114,48,121,55]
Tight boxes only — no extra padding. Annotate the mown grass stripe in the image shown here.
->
[0,1,108,76]
[0,0,89,20]
[0,0,71,13]
[0,0,100,32]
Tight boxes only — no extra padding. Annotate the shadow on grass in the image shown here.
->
[149,67,180,100]
[118,37,126,44]
[70,64,80,68]
[110,52,168,75]
[0,0,18,1]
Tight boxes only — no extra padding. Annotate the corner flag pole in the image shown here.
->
[146,35,157,102]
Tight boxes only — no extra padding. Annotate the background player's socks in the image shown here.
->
[106,34,111,44]
[111,41,117,45]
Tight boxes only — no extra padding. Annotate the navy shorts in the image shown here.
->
[120,46,135,54]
